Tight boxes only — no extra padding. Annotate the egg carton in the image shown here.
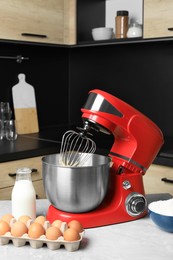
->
[0,220,84,252]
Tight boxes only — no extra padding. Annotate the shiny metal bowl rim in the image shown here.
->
[42,153,111,169]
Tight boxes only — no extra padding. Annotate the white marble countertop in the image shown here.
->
[0,194,173,260]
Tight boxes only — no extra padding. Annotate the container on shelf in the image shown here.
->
[127,22,143,38]
[92,27,113,41]
[115,10,129,39]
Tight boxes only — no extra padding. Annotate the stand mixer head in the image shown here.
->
[81,89,164,175]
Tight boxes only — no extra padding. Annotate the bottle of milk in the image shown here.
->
[11,167,36,220]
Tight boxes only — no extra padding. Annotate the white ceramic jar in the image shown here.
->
[127,22,142,38]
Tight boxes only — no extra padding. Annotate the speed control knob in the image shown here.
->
[125,192,147,217]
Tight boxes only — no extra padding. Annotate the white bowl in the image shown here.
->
[148,199,173,232]
[92,27,113,41]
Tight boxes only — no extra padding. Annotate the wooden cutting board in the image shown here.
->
[12,73,39,134]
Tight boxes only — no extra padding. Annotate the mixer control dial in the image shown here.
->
[125,192,147,217]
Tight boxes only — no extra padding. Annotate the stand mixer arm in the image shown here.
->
[81,89,164,174]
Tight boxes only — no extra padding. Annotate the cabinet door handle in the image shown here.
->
[161,177,173,184]
[21,33,47,38]
[168,28,173,31]
[8,168,38,177]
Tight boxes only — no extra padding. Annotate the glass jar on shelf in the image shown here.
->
[127,22,143,38]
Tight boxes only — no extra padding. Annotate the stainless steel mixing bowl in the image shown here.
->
[42,153,111,213]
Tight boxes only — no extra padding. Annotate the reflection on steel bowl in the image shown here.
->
[42,153,111,213]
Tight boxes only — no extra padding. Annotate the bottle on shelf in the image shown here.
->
[115,10,129,39]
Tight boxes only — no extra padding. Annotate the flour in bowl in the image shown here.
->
[148,198,173,216]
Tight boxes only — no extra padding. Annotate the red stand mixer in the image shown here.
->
[46,89,164,228]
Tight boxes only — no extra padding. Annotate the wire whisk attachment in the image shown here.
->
[59,129,96,167]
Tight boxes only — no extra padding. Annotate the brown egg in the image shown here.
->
[46,226,62,240]
[51,219,62,229]
[0,220,11,235]
[34,216,46,226]
[1,213,14,224]
[63,228,80,241]
[18,215,32,225]
[68,220,84,233]
[11,221,28,237]
[28,222,45,239]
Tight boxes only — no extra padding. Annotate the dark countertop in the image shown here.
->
[0,126,69,163]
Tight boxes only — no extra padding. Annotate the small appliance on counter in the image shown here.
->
[42,89,164,228]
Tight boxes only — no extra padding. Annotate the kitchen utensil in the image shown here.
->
[92,27,113,41]
[0,102,12,121]
[0,102,13,140]
[0,120,4,140]
[42,153,111,213]
[59,129,96,167]
[45,89,164,228]
[5,120,18,141]
[148,199,173,232]
[12,74,39,134]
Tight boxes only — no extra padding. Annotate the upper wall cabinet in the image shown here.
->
[143,0,173,38]
[0,0,76,45]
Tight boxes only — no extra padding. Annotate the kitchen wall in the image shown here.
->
[1,38,173,156]
[69,40,173,140]
[68,39,173,163]
[0,42,69,129]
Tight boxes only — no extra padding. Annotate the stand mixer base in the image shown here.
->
[46,202,147,229]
